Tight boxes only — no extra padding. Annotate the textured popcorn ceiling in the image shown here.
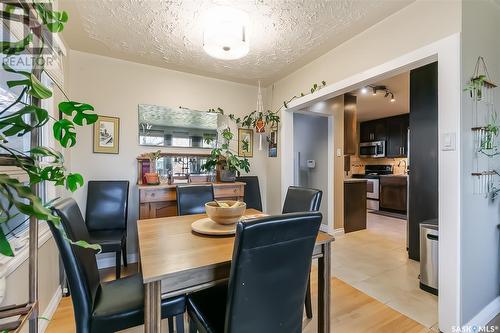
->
[61,0,413,85]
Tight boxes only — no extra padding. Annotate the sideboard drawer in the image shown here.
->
[140,188,176,203]
[214,185,243,198]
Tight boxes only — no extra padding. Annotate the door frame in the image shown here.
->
[280,33,462,330]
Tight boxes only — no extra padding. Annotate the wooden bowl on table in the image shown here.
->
[205,201,246,225]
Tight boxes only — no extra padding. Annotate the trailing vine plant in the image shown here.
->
[0,2,100,256]
[203,81,327,174]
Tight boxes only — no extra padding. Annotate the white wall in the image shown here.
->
[293,113,329,225]
[265,0,461,214]
[460,0,500,325]
[67,50,265,262]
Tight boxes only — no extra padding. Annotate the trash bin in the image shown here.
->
[419,221,438,295]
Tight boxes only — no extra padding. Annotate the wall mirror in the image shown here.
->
[138,104,219,148]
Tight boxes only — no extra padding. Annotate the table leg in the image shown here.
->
[145,281,161,333]
[318,242,331,333]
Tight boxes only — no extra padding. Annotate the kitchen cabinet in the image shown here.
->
[344,179,367,233]
[408,62,438,261]
[360,119,387,142]
[379,175,407,212]
[386,114,409,157]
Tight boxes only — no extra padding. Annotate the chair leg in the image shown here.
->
[176,314,185,333]
[115,251,121,279]
[305,277,313,319]
[122,239,128,267]
[168,317,174,333]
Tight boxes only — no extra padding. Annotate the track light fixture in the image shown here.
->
[360,85,396,103]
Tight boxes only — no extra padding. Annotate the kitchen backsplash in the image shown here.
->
[349,155,408,176]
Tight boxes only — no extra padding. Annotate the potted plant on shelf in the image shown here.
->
[202,128,250,182]
[144,150,161,185]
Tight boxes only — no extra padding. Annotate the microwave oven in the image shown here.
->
[359,141,386,158]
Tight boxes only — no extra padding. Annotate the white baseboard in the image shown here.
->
[333,228,345,237]
[96,253,138,269]
[465,296,500,328]
[320,224,334,235]
[39,287,62,333]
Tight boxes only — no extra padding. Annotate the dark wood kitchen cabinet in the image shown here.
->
[344,179,367,233]
[360,119,387,142]
[379,175,407,213]
[386,114,409,157]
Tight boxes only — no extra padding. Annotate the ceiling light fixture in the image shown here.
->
[203,6,250,60]
[362,85,396,103]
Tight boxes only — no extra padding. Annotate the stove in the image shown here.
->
[352,165,393,210]
[364,165,393,178]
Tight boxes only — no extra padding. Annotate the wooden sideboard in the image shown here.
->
[139,182,245,219]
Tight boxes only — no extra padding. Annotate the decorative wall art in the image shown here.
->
[238,128,254,157]
[268,127,278,157]
[94,115,120,154]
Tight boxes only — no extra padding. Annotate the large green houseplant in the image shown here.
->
[202,126,250,181]
[0,2,100,256]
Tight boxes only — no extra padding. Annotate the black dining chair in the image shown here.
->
[187,212,322,333]
[282,185,323,320]
[176,184,214,216]
[85,180,129,279]
[50,198,186,333]
[236,176,262,211]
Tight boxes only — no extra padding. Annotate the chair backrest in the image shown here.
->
[225,212,322,333]
[176,184,214,216]
[50,198,101,333]
[282,186,322,214]
[85,180,129,231]
[236,176,262,211]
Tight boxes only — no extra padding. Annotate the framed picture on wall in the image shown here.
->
[238,128,253,157]
[268,128,278,157]
[93,115,120,154]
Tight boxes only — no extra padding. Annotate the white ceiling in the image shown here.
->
[60,0,413,85]
[351,71,409,122]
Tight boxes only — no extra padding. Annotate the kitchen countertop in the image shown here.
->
[379,174,408,178]
[344,179,368,183]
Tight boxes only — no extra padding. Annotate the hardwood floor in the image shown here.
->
[46,264,431,333]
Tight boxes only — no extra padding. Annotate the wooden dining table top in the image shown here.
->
[137,209,334,284]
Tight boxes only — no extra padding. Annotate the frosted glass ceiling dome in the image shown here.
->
[202,7,250,60]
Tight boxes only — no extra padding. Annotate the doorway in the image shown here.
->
[280,34,462,330]
[292,113,330,227]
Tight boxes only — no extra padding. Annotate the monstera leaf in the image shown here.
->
[1,34,32,55]
[53,119,76,148]
[0,105,49,137]
[58,101,98,126]
[3,63,52,100]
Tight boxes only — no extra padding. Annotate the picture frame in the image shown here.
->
[268,128,278,157]
[238,128,253,157]
[93,115,120,154]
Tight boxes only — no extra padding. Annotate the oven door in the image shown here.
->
[366,178,380,210]
[366,179,379,199]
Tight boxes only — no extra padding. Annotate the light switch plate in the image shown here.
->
[441,132,456,151]
[336,148,342,157]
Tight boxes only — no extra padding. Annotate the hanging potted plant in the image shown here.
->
[202,128,250,182]
[144,150,161,185]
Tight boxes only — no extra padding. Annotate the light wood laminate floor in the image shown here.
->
[46,263,431,333]
[332,212,438,330]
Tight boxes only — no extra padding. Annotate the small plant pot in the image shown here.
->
[145,172,160,185]
[219,169,236,182]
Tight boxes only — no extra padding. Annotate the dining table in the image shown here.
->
[137,208,334,333]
